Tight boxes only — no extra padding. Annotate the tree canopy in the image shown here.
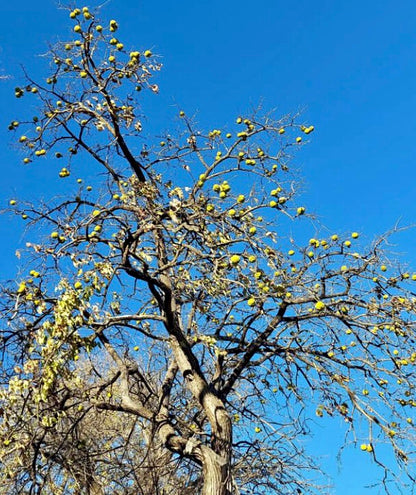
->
[1,6,416,495]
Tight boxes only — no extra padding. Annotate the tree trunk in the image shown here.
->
[201,446,232,495]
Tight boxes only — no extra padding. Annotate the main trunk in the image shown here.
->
[201,446,233,495]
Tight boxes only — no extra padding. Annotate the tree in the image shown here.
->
[1,5,416,494]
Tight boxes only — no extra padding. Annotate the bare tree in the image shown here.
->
[1,6,416,495]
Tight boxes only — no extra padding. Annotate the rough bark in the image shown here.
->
[200,445,232,495]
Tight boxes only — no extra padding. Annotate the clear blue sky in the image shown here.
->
[1,1,416,492]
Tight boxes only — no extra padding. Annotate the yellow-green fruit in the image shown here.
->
[9,200,16,206]
[248,255,256,263]
[108,55,116,62]
[297,206,305,215]
[269,200,277,208]
[315,301,325,311]
[96,25,103,32]
[247,297,256,307]
[254,427,261,433]
[279,128,285,134]
[380,265,387,272]
[92,210,101,217]
[351,232,359,238]
[236,117,242,124]
[331,234,338,241]
[116,43,124,50]
[249,227,257,235]
[179,110,185,117]
[133,346,139,351]
[296,137,302,143]
[230,254,241,265]
[17,282,26,293]
[228,209,237,217]
[144,50,152,57]
[74,25,82,33]
[80,71,87,78]
[51,232,59,239]
[74,281,82,289]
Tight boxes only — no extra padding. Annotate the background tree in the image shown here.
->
[1,6,416,494]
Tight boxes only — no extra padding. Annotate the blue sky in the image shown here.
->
[1,0,416,492]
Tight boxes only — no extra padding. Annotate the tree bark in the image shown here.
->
[200,445,232,495]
